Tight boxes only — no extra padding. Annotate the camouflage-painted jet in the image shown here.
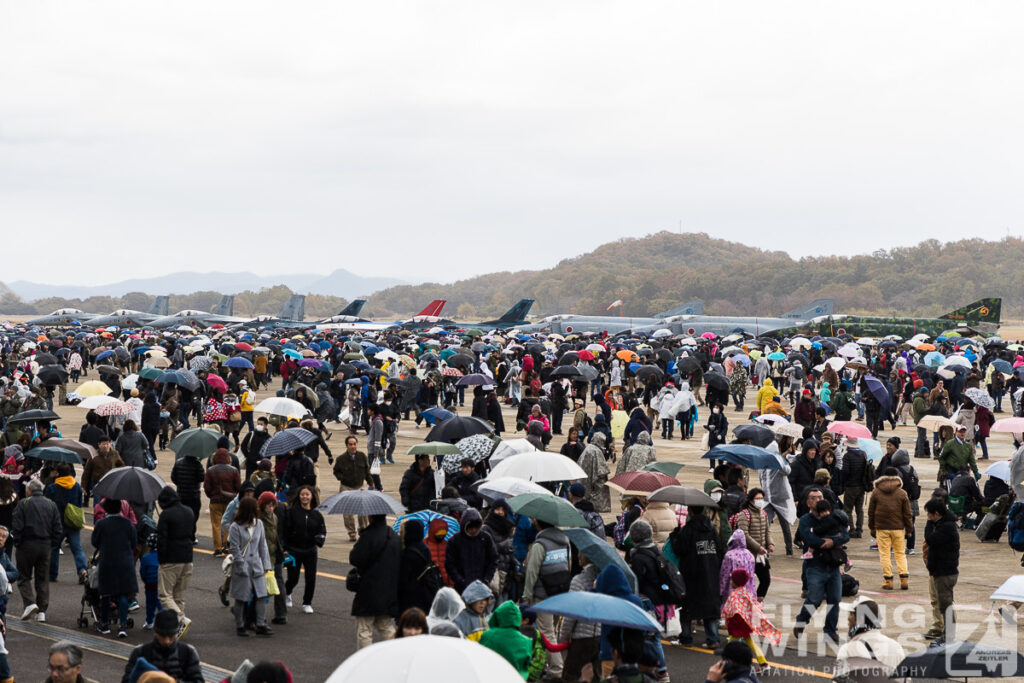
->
[84,296,170,328]
[147,296,248,329]
[516,301,704,336]
[26,308,98,326]
[765,298,1002,339]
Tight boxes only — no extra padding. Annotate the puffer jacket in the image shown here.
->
[732,504,772,554]
[867,475,913,533]
[640,501,677,545]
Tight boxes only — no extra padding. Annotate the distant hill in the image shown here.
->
[362,233,1024,320]
[6,269,404,301]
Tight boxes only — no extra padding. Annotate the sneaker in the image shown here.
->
[708,468,715,473]
[118,629,127,639]
[21,603,38,620]
[302,604,313,614]
[255,625,273,636]
[36,611,46,623]
[236,628,249,637]
[907,549,916,555]
[870,543,878,550]
[128,600,140,613]
[218,586,229,607]
[143,621,154,630]
[285,595,293,608]
[96,623,111,635]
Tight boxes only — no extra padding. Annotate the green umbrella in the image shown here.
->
[344,352,365,361]
[24,446,83,465]
[508,493,587,527]
[169,428,222,460]
[138,367,164,381]
[465,328,484,337]
[407,442,462,456]
[642,462,685,477]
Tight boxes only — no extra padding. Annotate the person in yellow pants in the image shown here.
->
[868,468,914,590]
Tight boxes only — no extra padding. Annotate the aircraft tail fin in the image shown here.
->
[279,295,306,321]
[939,298,1001,323]
[148,296,169,316]
[212,295,234,316]
[782,299,833,319]
[417,299,446,317]
[338,299,366,317]
[655,300,703,318]
[496,299,534,323]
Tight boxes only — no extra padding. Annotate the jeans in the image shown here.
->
[241,411,255,434]
[732,389,745,411]
[679,617,720,645]
[978,437,989,459]
[100,594,131,629]
[795,563,842,637]
[180,492,201,538]
[145,586,160,624]
[285,548,318,606]
[49,527,87,580]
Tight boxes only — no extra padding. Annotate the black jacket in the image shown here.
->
[156,487,195,564]
[280,504,326,553]
[842,448,869,489]
[79,424,107,448]
[170,458,204,497]
[400,463,435,513]
[398,541,433,613]
[629,545,672,606]
[11,491,61,547]
[141,401,161,434]
[122,641,202,683]
[444,509,497,593]
[350,517,401,617]
[283,454,317,491]
[241,429,271,470]
[924,510,960,577]
[447,471,482,509]
[669,513,721,619]
[788,453,822,502]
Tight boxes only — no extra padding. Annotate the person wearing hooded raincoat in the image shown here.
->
[479,600,532,679]
[594,564,666,677]
[760,447,797,556]
[667,381,696,439]
[756,379,778,415]
[622,407,652,447]
[578,433,611,513]
[426,586,464,634]
[445,508,497,594]
[616,431,656,476]
[719,529,757,604]
[452,579,493,642]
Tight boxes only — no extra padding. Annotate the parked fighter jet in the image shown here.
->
[516,301,705,335]
[26,308,97,326]
[147,296,248,329]
[84,296,170,328]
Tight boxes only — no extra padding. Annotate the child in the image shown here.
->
[802,500,849,569]
[452,580,493,641]
[139,534,160,629]
[250,459,277,495]
[519,604,569,682]
[721,568,780,670]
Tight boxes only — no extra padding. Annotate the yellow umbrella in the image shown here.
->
[610,410,628,439]
[76,380,112,397]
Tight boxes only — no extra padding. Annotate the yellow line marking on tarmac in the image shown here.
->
[668,643,832,678]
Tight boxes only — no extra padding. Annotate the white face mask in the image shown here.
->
[754,500,768,510]
[710,492,723,503]
[255,425,265,432]
[713,408,721,414]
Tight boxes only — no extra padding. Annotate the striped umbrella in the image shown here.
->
[260,428,317,458]
[319,489,404,516]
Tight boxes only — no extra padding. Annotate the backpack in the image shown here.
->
[1006,502,1024,552]
[898,465,921,501]
[728,509,752,531]
[613,505,642,550]
[581,509,605,539]
[635,546,686,605]
[416,563,444,602]
[862,461,876,491]
[61,487,84,530]
[581,413,593,436]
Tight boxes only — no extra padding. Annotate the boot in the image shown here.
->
[900,574,909,590]
[882,576,893,590]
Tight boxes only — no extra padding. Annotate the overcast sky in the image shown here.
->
[2,2,1021,287]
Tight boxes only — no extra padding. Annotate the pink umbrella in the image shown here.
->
[827,421,872,440]
[95,400,133,417]
[992,418,1024,433]
[234,342,253,352]
[206,374,228,393]
[701,332,717,339]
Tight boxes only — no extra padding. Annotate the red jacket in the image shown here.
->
[427,518,452,586]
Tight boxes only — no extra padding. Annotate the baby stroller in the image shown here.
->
[77,552,134,630]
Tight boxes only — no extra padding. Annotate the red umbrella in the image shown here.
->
[206,374,228,393]
[826,421,872,440]
[578,349,595,361]
[234,342,253,352]
[606,470,679,495]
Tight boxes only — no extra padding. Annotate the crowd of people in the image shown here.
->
[0,320,1017,681]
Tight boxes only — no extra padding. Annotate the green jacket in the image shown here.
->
[938,438,978,478]
[479,601,532,680]
[912,395,929,424]
[830,390,855,420]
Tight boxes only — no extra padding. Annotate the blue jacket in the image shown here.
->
[623,408,652,447]
[796,512,850,570]
[139,550,159,585]
[595,565,645,661]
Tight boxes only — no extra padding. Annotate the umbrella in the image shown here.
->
[96,364,124,377]
[985,460,1012,482]
[456,373,493,387]
[319,489,404,516]
[7,409,60,425]
[862,376,890,412]
[137,367,164,381]
[36,366,69,386]
[455,433,498,464]
[407,442,461,456]
[206,374,228,393]
[918,415,957,432]
[992,359,1013,375]
[23,446,82,465]
[145,357,171,370]
[766,351,786,361]
[43,438,96,462]
[92,467,166,503]
[508,493,586,527]
[252,397,308,417]
[702,444,784,470]
[33,352,59,365]
[224,357,255,370]
[773,422,805,438]
[641,461,684,477]
[992,418,1024,434]
[632,366,664,384]
[704,372,729,391]
[964,387,995,410]
[419,407,454,426]
[607,470,678,496]
[425,416,494,444]
[562,527,638,593]
[77,395,119,410]
[990,575,1024,602]
[827,421,872,440]
[168,428,222,460]
[325,635,524,683]
[76,380,113,397]
[474,477,554,500]
[531,592,661,632]
[393,511,460,540]
[94,400,133,417]
[95,350,115,362]
[856,438,883,462]
[891,640,1024,680]
[261,428,318,458]
[647,485,718,507]
[155,370,200,390]
[489,438,539,465]
[754,414,788,426]
[733,424,776,448]
[120,374,139,392]
[489,451,587,482]
[446,354,474,369]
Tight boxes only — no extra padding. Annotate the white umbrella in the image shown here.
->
[652,329,672,338]
[326,635,523,683]
[121,374,139,391]
[773,422,805,438]
[917,415,957,431]
[755,414,788,426]
[990,575,1024,602]
[490,438,540,465]
[789,337,812,350]
[838,343,861,358]
[984,460,1012,482]
[945,355,972,369]
[77,395,119,410]
[253,396,308,417]
[475,477,555,500]
[825,357,846,371]
[488,451,587,483]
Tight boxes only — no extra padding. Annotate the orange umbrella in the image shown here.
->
[616,350,638,362]
[916,343,936,351]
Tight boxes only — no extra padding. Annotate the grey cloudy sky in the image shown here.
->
[2,1,1021,287]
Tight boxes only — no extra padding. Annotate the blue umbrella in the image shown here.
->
[702,444,783,470]
[857,438,882,462]
[344,378,363,386]
[563,528,638,593]
[733,354,751,366]
[420,407,454,426]
[924,351,945,368]
[862,376,891,413]
[992,359,1013,375]
[392,510,460,540]
[224,357,254,369]
[767,351,786,361]
[96,349,114,361]
[531,592,661,632]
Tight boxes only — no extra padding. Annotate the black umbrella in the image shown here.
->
[96,364,124,377]
[426,416,495,444]
[676,357,700,374]
[456,373,493,387]
[633,366,664,383]
[655,348,672,362]
[786,353,809,366]
[446,354,474,369]
[551,365,583,378]
[8,409,60,425]
[558,351,579,365]
[891,640,1024,680]
[36,366,69,386]
[93,466,167,503]
[575,364,599,382]
[33,352,59,366]
[704,372,729,391]
[733,424,775,447]
[260,428,318,458]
